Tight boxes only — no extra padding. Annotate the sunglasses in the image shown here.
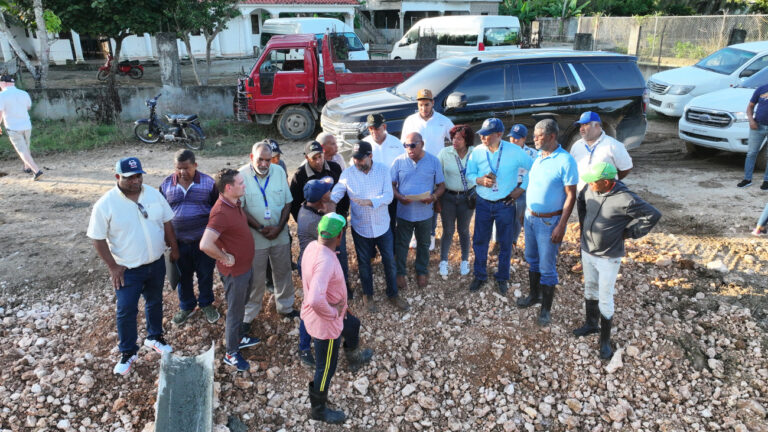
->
[137,202,148,219]
[403,143,418,149]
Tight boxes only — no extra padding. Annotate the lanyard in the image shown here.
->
[453,151,469,192]
[254,174,270,208]
[584,140,599,163]
[485,143,504,176]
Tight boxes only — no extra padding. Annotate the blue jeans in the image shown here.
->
[116,257,165,354]
[351,228,398,298]
[758,202,768,227]
[510,192,527,246]
[176,240,216,311]
[744,124,768,181]
[472,196,516,281]
[299,319,311,351]
[395,217,432,276]
[524,211,563,286]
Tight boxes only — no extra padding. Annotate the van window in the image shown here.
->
[401,27,419,46]
[740,54,768,78]
[512,63,556,99]
[260,49,305,73]
[452,66,506,103]
[483,27,519,47]
[582,61,644,90]
[436,32,478,47]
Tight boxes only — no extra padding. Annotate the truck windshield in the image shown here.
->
[391,60,467,99]
[694,47,756,75]
[740,66,768,88]
[316,33,366,51]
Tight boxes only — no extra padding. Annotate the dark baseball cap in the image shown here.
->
[508,124,528,139]
[304,140,324,157]
[366,113,385,128]
[261,138,281,155]
[303,177,334,203]
[0,75,14,83]
[115,157,146,177]
[477,118,505,136]
[351,140,372,159]
[575,111,601,124]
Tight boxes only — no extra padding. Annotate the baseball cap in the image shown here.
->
[115,157,146,177]
[508,124,528,139]
[477,118,505,136]
[318,212,347,238]
[304,140,323,157]
[303,177,334,203]
[351,140,372,159]
[416,88,433,100]
[580,162,618,183]
[263,138,282,155]
[366,113,385,128]
[0,75,14,83]
[575,111,601,124]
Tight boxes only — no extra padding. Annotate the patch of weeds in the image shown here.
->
[0,119,131,159]
[197,120,276,157]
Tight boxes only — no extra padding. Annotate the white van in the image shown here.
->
[389,15,521,60]
[260,17,370,60]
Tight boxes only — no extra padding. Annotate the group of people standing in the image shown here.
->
[86,87,661,424]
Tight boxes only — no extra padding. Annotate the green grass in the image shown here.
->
[196,119,275,157]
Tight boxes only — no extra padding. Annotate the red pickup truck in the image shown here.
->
[235,33,431,140]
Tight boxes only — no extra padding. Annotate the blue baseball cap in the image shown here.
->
[303,176,334,203]
[477,118,505,136]
[508,124,528,139]
[575,111,601,124]
[115,157,146,177]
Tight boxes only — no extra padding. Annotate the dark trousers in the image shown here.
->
[299,319,311,351]
[221,269,253,354]
[312,313,361,394]
[351,228,398,298]
[472,196,516,281]
[439,192,473,261]
[115,257,165,354]
[395,217,432,276]
[176,240,216,311]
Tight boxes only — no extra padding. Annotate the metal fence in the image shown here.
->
[539,14,768,65]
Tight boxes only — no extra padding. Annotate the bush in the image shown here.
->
[673,41,708,59]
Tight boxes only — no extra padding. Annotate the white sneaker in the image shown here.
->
[460,260,470,275]
[113,353,137,375]
[429,235,435,251]
[409,234,417,249]
[144,337,173,354]
[439,261,449,277]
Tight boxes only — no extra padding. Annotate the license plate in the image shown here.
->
[649,98,661,107]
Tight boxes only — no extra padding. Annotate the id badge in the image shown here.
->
[492,182,499,192]
[264,208,272,220]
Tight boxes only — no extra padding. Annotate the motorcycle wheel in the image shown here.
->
[181,126,204,150]
[96,69,109,81]
[129,68,143,79]
[134,123,161,144]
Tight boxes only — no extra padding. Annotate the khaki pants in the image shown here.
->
[243,242,294,321]
[7,129,38,172]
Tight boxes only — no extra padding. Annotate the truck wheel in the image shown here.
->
[756,143,768,171]
[278,106,315,140]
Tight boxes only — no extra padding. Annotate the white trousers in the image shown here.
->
[581,250,621,319]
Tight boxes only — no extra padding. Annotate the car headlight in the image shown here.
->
[667,85,695,95]
[732,111,749,122]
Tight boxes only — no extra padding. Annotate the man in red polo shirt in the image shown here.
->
[200,169,260,371]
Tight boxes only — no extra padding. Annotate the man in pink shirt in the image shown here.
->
[301,212,373,424]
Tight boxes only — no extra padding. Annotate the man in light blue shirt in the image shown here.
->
[466,118,532,295]
[331,140,410,313]
[391,132,445,289]
[517,119,578,327]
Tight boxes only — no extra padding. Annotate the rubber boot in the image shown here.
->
[599,315,614,360]
[345,346,373,372]
[573,299,600,337]
[308,382,346,424]
[516,271,542,308]
[537,284,555,326]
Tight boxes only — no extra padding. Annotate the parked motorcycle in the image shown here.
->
[134,94,205,150]
[97,55,144,80]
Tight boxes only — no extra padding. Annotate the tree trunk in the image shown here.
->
[183,35,201,85]
[0,13,40,83]
[156,32,182,88]
[32,0,48,88]
[204,35,215,86]
[100,35,123,125]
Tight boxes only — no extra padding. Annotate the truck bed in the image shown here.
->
[324,58,433,99]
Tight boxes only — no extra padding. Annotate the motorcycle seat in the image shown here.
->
[165,114,198,123]
[119,60,140,66]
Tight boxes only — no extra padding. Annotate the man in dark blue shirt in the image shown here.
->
[739,83,768,189]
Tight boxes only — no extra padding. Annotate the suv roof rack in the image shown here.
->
[470,57,482,64]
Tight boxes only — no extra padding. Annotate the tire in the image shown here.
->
[129,68,143,79]
[277,105,315,140]
[565,131,581,152]
[182,126,204,150]
[96,69,109,81]
[684,142,717,157]
[756,142,768,171]
[134,123,161,143]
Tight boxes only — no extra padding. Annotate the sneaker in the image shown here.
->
[223,352,250,371]
[460,261,470,276]
[144,336,173,354]
[497,280,509,295]
[363,295,378,313]
[298,349,315,368]
[279,309,300,320]
[266,280,275,293]
[33,170,44,181]
[409,234,417,249]
[752,227,766,237]
[761,181,768,190]
[201,305,220,323]
[239,336,261,349]
[429,236,435,251]
[22,166,32,174]
[113,352,137,375]
[172,308,196,325]
[439,260,449,277]
[388,295,410,311]
[469,278,483,292]
[737,179,752,188]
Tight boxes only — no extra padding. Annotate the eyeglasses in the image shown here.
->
[403,143,418,149]
[136,202,148,219]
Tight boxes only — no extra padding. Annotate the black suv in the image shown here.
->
[321,49,648,151]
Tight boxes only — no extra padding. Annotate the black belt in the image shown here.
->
[446,189,467,195]
[479,196,505,204]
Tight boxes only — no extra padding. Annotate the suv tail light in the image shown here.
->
[478,42,485,51]
[642,88,649,114]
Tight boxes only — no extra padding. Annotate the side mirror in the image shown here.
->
[445,92,467,110]
[364,43,370,51]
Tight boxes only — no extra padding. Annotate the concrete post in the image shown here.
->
[399,12,405,38]
[344,12,353,28]
[628,26,641,56]
[71,30,85,63]
[243,15,253,56]
[573,33,593,51]
[156,32,182,87]
[144,33,154,59]
[0,33,13,62]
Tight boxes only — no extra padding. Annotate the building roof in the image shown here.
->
[241,0,359,5]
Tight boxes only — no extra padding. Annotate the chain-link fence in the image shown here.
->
[538,14,768,65]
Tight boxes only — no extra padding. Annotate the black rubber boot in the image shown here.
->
[517,271,541,308]
[573,299,600,337]
[308,382,346,424]
[599,315,614,360]
[345,347,373,372]
[537,284,555,326]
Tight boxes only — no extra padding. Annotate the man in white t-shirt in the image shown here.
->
[363,113,405,234]
[569,111,633,273]
[0,75,43,180]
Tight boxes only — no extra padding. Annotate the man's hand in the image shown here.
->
[419,194,435,204]
[396,196,412,205]
[169,247,180,262]
[750,119,759,130]
[108,264,127,290]
[260,225,281,239]
[477,174,495,188]
[220,252,235,267]
[330,300,345,316]
[322,201,338,213]
[551,223,567,244]
[352,198,373,207]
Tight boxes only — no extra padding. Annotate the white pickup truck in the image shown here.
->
[647,40,768,117]
[678,66,768,169]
